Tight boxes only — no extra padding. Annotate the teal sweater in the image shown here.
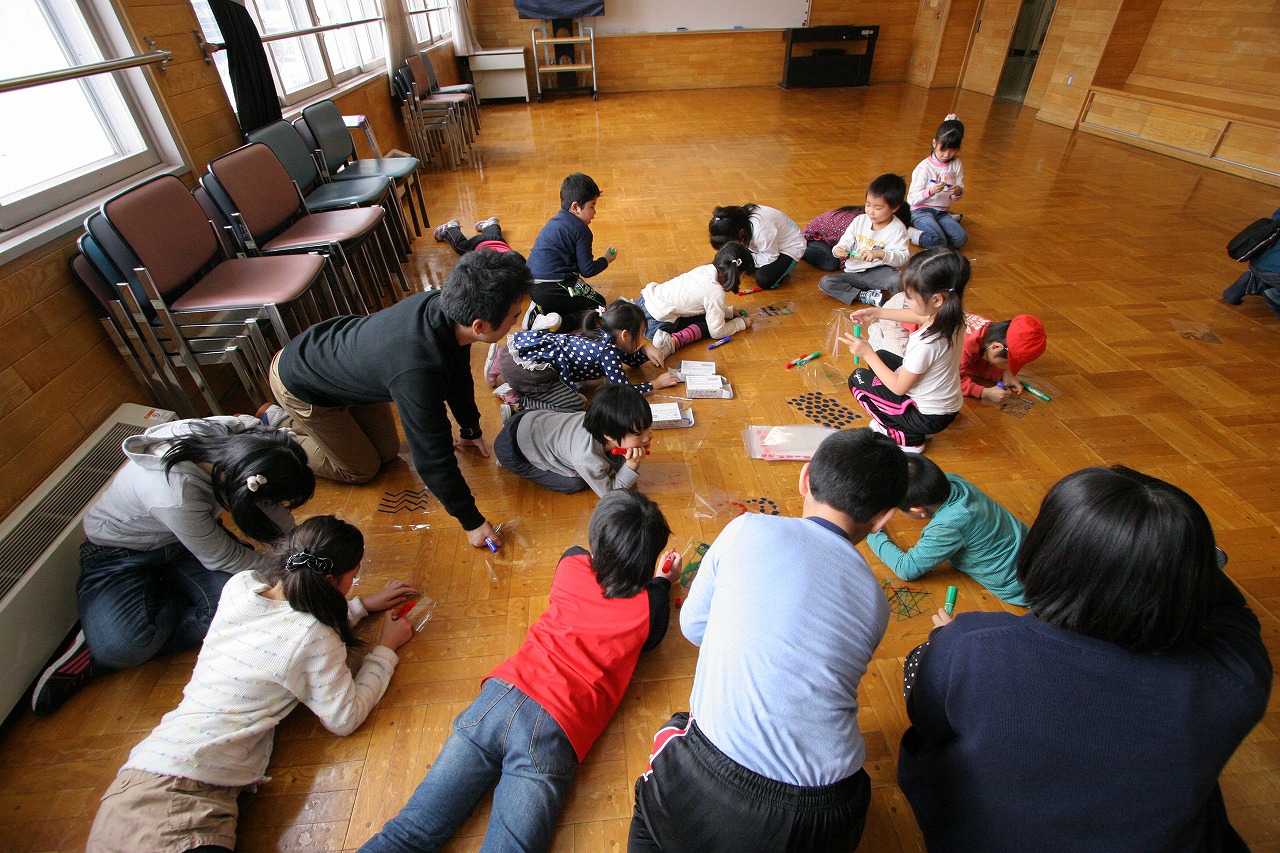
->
[868,474,1027,605]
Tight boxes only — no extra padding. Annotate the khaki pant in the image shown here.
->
[269,352,401,484]
[87,768,241,853]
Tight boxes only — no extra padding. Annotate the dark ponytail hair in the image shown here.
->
[580,298,644,345]
[163,420,315,543]
[712,242,754,292]
[935,115,964,150]
[708,204,758,250]
[900,247,969,344]
[262,515,364,648]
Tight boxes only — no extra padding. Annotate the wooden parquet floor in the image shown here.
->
[2,83,1279,853]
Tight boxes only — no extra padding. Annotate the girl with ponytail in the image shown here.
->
[496,298,681,413]
[842,248,970,453]
[636,242,756,358]
[35,416,317,716]
[88,515,416,853]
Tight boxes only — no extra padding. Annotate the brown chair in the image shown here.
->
[76,225,276,417]
[205,142,409,310]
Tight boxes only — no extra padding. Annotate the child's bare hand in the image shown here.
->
[931,608,955,629]
[981,385,1011,403]
[832,245,850,260]
[950,186,964,199]
[380,609,414,650]
[1003,374,1023,395]
[651,372,680,390]
[840,334,873,360]
[655,550,681,583]
[742,316,753,329]
[641,342,665,368]
[848,307,879,324]
[624,446,647,470]
[363,579,417,612]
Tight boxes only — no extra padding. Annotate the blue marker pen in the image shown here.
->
[483,537,498,553]
[707,337,732,350]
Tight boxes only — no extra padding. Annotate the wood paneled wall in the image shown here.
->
[961,0,1021,96]
[1129,0,1280,113]
[469,0,919,92]
[1029,0,1125,128]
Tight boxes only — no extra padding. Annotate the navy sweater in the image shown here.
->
[527,209,609,281]
[276,290,485,530]
[898,571,1271,852]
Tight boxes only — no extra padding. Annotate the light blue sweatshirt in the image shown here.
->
[682,514,888,787]
[867,473,1026,605]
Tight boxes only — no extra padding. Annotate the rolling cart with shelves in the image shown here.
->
[531,18,597,101]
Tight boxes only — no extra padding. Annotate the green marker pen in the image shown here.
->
[853,324,861,366]
[1021,382,1052,402]
[944,585,958,615]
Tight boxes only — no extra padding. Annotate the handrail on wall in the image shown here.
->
[0,44,171,95]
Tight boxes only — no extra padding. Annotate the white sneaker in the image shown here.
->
[483,342,501,387]
[531,312,561,332]
[433,218,461,242]
[901,442,927,454]
[475,216,499,232]
[950,212,963,223]
[907,227,923,247]
[651,329,677,359]
[499,403,516,424]
[260,404,289,428]
[867,420,888,436]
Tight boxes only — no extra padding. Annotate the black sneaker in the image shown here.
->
[32,628,94,715]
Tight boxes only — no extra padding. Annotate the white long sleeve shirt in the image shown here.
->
[747,206,807,267]
[833,215,910,273]
[639,264,747,340]
[124,571,397,786]
[908,155,965,211]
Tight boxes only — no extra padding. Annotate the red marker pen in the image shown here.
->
[393,600,415,620]
[610,447,652,455]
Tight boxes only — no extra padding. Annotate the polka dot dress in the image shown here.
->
[513,330,654,394]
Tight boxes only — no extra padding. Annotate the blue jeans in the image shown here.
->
[76,542,231,672]
[635,295,707,340]
[912,208,968,249]
[360,678,579,853]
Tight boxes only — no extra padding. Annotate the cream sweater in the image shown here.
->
[124,571,397,787]
[639,264,747,339]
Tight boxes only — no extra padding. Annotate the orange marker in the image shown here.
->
[393,600,415,620]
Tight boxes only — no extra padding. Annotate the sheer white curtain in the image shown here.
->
[450,0,482,56]
[381,0,417,91]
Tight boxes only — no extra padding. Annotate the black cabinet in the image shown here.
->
[781,26,879,89]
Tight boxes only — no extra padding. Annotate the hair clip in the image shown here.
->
[246,474,268,492]
[595,306,606,315]
[731,258,742,267]
[285,550,333,575]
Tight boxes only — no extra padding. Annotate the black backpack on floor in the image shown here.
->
[1227,216,1280,262]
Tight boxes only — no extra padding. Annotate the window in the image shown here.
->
[192,0,388,107]
[405,0,453,49]
[0,0,172,231]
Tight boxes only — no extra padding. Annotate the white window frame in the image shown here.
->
[0,0,177,233]
[227,0,388,108]
[405,1,454,50]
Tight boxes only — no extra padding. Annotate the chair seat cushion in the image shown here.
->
[171,255,326,310]
[263,207,384,252]
[305,176,390,210]
[336,157,420,181]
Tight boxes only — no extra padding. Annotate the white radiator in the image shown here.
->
[0,403,175,719]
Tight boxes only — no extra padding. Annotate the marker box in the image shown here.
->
[685,375,734,399]
[650,402,695,429]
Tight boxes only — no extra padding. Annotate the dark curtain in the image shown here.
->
[208,0,282,137]
[514,0,604,18]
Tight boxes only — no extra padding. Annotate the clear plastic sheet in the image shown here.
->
[742,424,838,461]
